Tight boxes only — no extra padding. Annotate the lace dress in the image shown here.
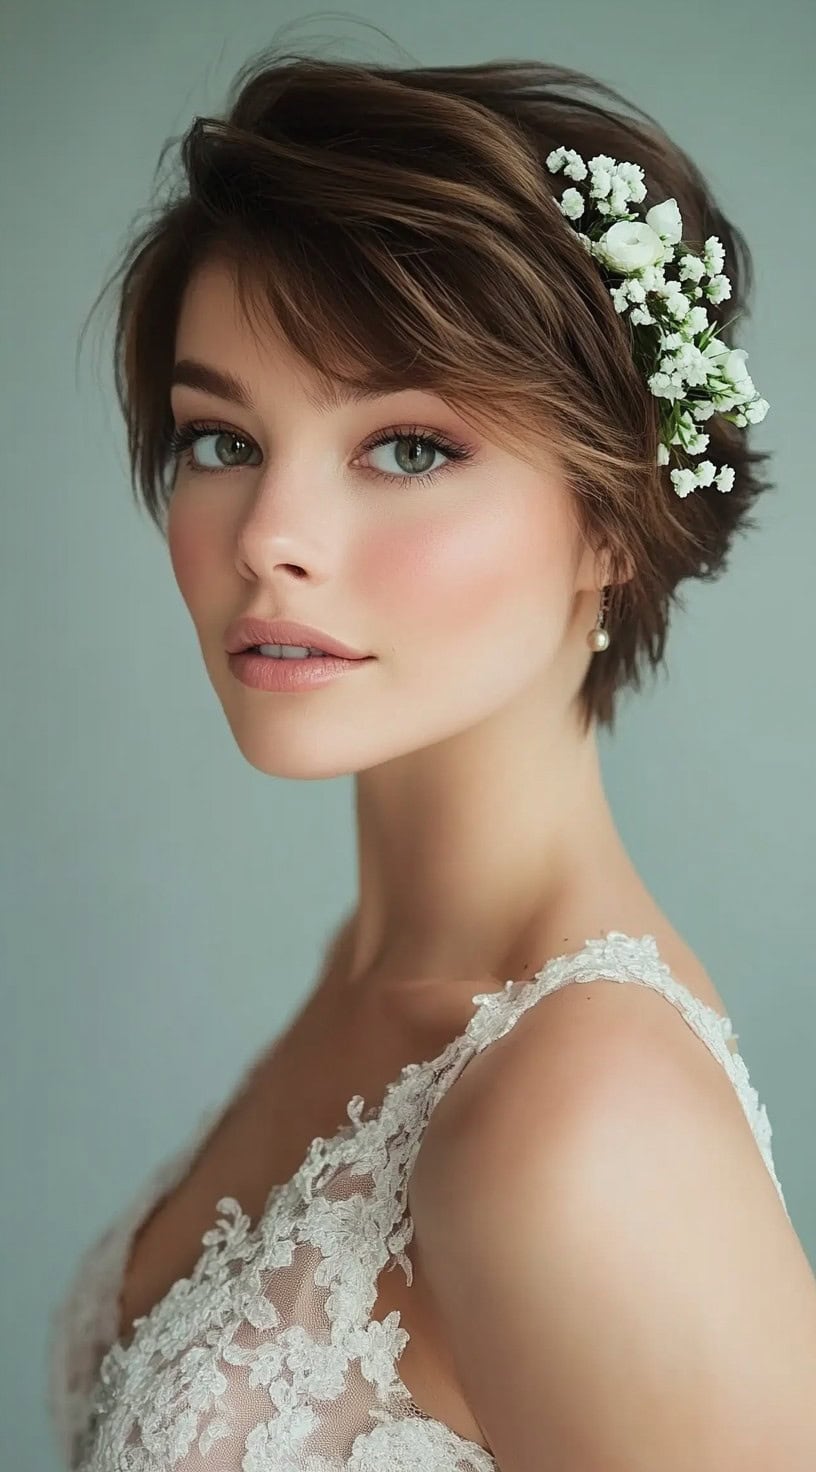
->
[47,932,790,1471]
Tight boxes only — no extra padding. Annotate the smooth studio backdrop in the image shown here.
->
[1,1,814,1465]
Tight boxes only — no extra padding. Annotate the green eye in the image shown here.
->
[166,419,476,488]
[167,424,262,472]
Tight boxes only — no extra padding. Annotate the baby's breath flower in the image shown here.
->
[559,187,586,220]
[545,145,769,497]
[706,275,732,304]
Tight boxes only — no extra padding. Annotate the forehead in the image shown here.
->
[175,256,292,364]
[172,256,452,418]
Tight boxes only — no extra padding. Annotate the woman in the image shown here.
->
[49,41,816,1471]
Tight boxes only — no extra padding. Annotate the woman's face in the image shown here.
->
[167,256,601,779]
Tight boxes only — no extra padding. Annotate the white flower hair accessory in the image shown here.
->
[545,145,769,499]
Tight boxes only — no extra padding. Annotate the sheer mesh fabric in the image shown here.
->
[47,932,790,1470]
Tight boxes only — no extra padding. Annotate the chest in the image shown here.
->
[114,1005,492,1455]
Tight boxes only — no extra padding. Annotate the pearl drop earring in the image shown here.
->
[586,586,610,651]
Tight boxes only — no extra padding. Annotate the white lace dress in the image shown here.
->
[47,932,790,1471]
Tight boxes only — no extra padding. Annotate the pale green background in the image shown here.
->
[2,1,813,1464]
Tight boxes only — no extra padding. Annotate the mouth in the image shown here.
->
[225,616,372,661]
[227,644,374,689]
[238,644,373,661]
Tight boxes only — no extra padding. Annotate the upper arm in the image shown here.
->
[408,979,816,1471]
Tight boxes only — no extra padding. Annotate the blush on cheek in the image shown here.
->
[166,504,234,656]
[167,506,215,602]
[364,514,517,647]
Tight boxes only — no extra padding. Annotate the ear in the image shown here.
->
[600,544,635,588]
[577,542,634,592]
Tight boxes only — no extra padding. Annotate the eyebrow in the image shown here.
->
[170,358,414,415]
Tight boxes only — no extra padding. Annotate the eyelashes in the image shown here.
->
[166,419,477,489]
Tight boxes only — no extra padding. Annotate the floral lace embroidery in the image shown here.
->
[47,932,789,1470]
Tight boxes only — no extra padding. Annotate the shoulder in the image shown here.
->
[408,975,816,1469]
[413,973,749,1191]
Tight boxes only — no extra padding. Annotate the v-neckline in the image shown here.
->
[111,930,727,1358]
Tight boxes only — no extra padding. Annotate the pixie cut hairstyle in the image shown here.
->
[83,47,774,734]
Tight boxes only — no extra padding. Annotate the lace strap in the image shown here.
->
[381,932,790,1275]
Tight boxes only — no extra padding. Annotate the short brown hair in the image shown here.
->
[81,42,774,735]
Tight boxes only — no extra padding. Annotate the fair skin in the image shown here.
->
[124,254,816,1463]
[167,254,681,1020]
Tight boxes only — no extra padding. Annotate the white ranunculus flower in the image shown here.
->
[598,220,666,273]
[645,198,683,244]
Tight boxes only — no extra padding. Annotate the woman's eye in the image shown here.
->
[170,427,262,473]
[167,422,474,485]
[363,433,452,480]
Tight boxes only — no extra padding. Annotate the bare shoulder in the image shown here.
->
[410,967,797,1244]
[414,965,740,1169]
[407,974,816,1469]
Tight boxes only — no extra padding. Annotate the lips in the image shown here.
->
[225,614,371,660]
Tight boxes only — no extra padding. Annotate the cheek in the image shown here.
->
[362,502,554,646]
[167,496,218,608]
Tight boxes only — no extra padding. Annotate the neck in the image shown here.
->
[332,713,643,1000]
